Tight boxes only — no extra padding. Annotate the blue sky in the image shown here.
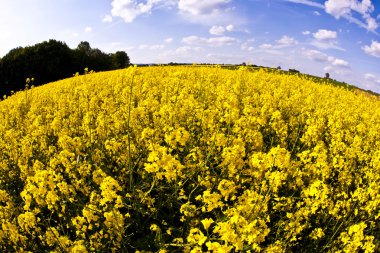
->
[1,0,380,92]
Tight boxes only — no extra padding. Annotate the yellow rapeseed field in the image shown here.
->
[0,66,379,252]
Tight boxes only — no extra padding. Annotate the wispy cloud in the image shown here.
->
[139,44,165,50]
[109,0,235,25]
[85,26,93,33]
[182,35,237,47]
[277,35,298,46]
[310,40,345,51]
[102,14,113,23]
[240,38,255,51]
[286,0,324,9]
[164,37,173,44]
[302,49,329,62]
[110,0,174,23]
[365,73,380,85]
[259,43,273,49]
[159,46,203,61]
[323,65,351,75]
[258,35,298,51]
[302,48,349,67]
[178,0,231,16]
[287,0,379,32]
[285,0,325,9]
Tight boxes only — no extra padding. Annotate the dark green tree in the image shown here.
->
[0,40,73,96]
[112,51,130,69]
[77,41,92,55]
[0,40,131,98]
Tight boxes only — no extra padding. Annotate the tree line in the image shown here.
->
[0,40,130,98]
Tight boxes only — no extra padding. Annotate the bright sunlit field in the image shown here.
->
[0,66,379,252]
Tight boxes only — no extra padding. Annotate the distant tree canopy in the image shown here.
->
[0,39,130,97]
[112,51,130,69]
[288,68,300,74]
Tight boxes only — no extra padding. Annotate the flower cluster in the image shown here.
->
[0,65,379,252]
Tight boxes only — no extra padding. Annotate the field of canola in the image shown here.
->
[0,66,379,252]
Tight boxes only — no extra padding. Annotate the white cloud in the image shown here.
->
[209,24,235,35]
[324,0,379,31]
[286,0,324,8]
[176,0,236,25]
[226,24,234,31]
[175,46,201,54]
[139,43,165,50]
[362,40,380,57]
[209,25,225,35]
[111,42,123,47]
[325,0,373,18]
[324,0,352,17]
[310,29,343,50]
[102,14,113,23]
[302,30,311,35]
[110,0,236,25]
[240,38,255,51]
[302,49,328,62]
[159,46,203,60]
[311,41,345,51]
[288,0,379,32]
[365,73,380,84]
[182,35,237,47]
[85,26,93,33]
[164,37,173,43]
[258,36,298,51]
[277,35,298,46]
[365,73,376,79]
[206,53,246,64]
[330,58,349,67]
[259,44,273,49]
[181,36,199,44]
[175,46,192,54]
[303,48,349,67]
[323,65,350,75]
[324,66,332,72]
[149,44,165,50]
[106,42,135,52]
[366,17,378,31]
[325,0,379,31]
[313,29,337,40]
[110,0,168,23]
[207,36,237,46]
[314,11,321,16]
[139,44,149,49]
[178,0,231,15]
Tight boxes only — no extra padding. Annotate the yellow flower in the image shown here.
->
[187,228,207,246]
[201,218,214,230]
[150,224,159,232]
[310,228,324,240]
